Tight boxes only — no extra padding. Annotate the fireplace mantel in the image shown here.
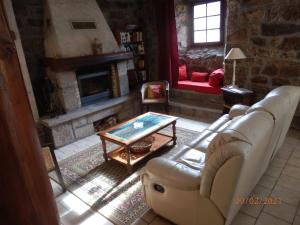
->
[44,52,133,72]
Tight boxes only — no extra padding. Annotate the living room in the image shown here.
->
[1,0,300,225]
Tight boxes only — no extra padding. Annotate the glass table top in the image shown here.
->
[108,113,170,140]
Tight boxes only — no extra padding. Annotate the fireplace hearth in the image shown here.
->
[77,68,112,106]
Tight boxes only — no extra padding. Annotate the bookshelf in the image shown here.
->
[118,25,147,90]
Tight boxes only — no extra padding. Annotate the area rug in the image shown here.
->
[50,127,199,225]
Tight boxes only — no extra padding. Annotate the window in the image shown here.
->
[191,0,225,46]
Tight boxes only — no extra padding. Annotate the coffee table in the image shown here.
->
[98,112,178,172]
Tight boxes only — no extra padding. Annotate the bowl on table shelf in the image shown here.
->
[130,136,155,154]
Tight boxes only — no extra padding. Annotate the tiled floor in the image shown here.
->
[51,116,300,225]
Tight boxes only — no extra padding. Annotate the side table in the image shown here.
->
[221,87,254,114]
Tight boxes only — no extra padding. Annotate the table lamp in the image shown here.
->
[225,48,247,88]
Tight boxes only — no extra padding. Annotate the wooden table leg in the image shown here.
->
[101,137,108,162]
[126,146,132,173]
[172,121,177,145]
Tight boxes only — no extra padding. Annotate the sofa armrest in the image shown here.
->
[229,104,250,119]
[142,158,201,191]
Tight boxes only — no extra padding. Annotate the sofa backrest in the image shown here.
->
[246,86,300,162]
[264,86,300,152]
[200,111,274,223]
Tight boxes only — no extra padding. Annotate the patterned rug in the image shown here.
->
[50,127,199,225]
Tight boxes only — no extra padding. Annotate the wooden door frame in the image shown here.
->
[0,1,59,224]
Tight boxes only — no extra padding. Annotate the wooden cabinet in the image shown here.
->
[221,87,254,114]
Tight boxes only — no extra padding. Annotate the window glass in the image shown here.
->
[193,1,223,45]
[194,18,206,30]
[207,16,220,29]
[207,29,220,42]
[207,1,220,16]
[194,31,206,43]
[194,4,206,18]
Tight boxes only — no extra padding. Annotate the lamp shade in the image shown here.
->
[225,48,247,60]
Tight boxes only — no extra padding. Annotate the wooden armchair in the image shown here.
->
[140,80,169,114]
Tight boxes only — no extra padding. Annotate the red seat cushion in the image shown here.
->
[179,64,187,81]
[177,80,221,94]
[208,68,224,87]
[191,72,208,82]
[147,85,163,98]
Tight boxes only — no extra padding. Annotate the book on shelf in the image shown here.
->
[120,31,143,44]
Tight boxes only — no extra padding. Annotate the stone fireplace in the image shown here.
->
[43,0,133,113]
[41,0,140,147]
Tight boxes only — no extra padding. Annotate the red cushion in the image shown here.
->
[177,80,221,94]
[208,68,224,87]
[191,72,208,82]
[179,65,187,81]
[147,85,163,98]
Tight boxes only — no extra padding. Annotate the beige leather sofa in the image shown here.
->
[141,86,300,225]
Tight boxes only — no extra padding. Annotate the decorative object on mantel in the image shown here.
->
[225,48,247,88]
[91,38,103,55]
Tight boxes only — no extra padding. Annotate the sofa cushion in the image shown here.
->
[179,64,187,81]
[205,111,274,162]
[246,95,287,120]
[191,72,208,82]
[229,104,250,119]
[208,68,224,87]
[189,115,241,151]
[177,80,221,94]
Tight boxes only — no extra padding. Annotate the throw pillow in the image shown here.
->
[147,85,163,98]
[179,64,187,81]
[208,68,224,87]
[191,72,209,82]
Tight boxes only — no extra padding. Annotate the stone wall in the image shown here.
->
[225,0,300,127]
[96,0,139,30]
[12,0,47,115]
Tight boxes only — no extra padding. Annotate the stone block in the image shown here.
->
[56,71,78,88]
[279,62,300,77]
[72,117,88,129]
[262,64,279,76]
[261,24,300,36]
[58,86,81,112]
[251,76,268,84]
[119,74,129,96]
[52,123,75,148]
[74,124,95,139]
[251,37,266,46]
[272,77,291,86]
[279,37,300,51]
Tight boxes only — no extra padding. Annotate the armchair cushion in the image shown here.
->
[147,84,163,98]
